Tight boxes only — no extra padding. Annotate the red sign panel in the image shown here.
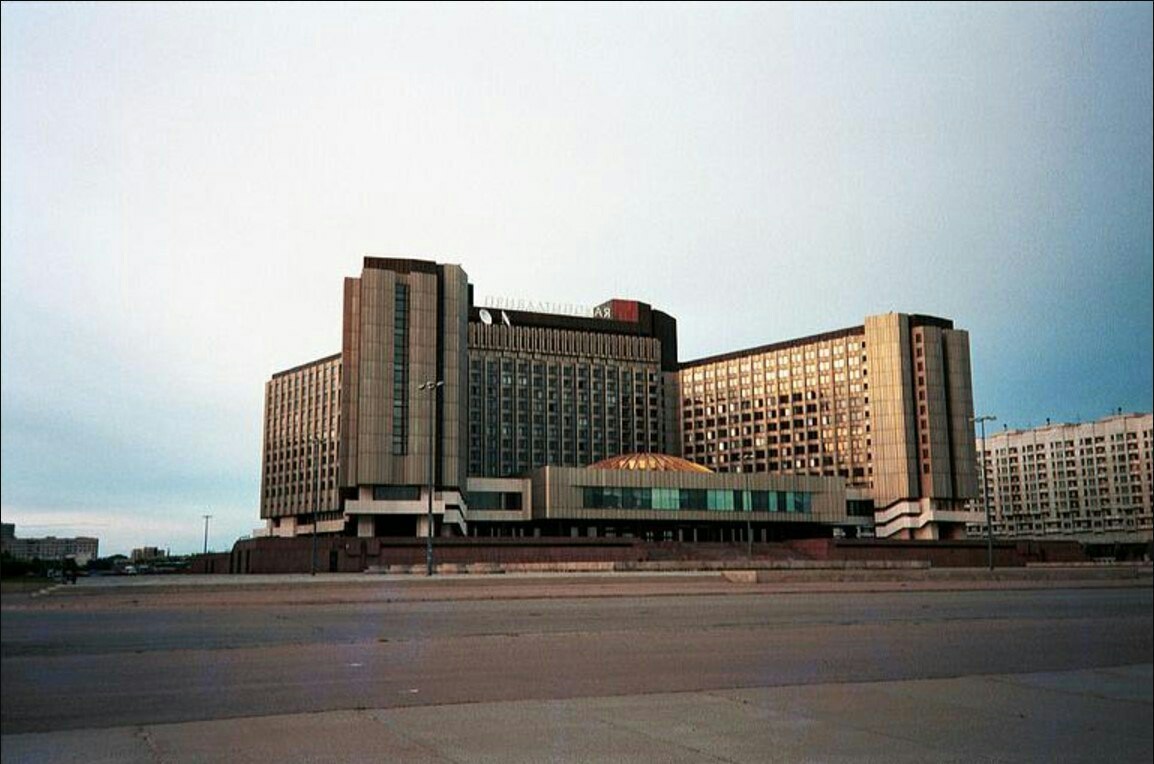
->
[610,299,639,323]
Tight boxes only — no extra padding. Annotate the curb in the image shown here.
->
[29,583,63,598]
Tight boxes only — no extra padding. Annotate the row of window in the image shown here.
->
[468,324,661,364]
[392,283,409,455]
[580,487,812,513]
[683,347,865,381]
[985,520,1151,533]
[263,480,337,500]
[468,356,666,477]
[267,397,341,419]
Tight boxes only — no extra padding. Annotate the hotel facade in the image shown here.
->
[970,412,1153,545]
[680,313,980,539]
[260,257,981,542]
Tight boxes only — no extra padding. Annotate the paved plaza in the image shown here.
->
[3,571,1151,762]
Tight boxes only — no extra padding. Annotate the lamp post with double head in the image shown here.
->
[311,376,328,576]
[419,380,444,576]
[971,414,997,571]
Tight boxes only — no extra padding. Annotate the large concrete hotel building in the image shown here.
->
[970,412,1152,545]
[680,313,979,539]
[261,257,981,543]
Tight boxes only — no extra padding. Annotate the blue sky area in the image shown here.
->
[2,3,1151,555]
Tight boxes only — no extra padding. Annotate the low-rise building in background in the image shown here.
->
[131,546,168,562]
[1,524,100,566]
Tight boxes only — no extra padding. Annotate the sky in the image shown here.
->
[2,3,1151,557]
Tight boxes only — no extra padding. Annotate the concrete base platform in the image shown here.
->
[4,665,1150,763]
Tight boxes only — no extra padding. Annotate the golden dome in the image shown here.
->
[587,453,714,473]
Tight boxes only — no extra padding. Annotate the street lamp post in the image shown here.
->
[419,380,444,576]
[312,378,327,577]
[311,435,321,576]
[202,514,212,555]
[972,415,997,571]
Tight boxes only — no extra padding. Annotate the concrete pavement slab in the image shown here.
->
[0,726,147,764]
[723,667,1153,763]
[992,663,1154,704]
[377,700,714,764]
[885,666,1154,726]
[4,665,1149,764]
[727,681,1061,762]
[146,709,449,764]
[564,689,975,764]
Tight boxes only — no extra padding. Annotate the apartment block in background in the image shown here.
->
[1,525,100,566]
[971,412,1152,544]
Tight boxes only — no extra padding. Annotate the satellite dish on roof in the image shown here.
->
[501,310,511,327]
[479,308,493,325]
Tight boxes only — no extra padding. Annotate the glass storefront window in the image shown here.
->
[652,488,679,510]
[580,486,810,513]
[680,489,707,509]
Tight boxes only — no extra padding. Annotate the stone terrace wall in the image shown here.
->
[225,536,647,574]
[788,539,1087,568]
[194,536,1090,574]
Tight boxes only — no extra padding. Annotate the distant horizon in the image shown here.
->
[6,409,1151,559]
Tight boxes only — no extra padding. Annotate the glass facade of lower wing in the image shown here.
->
[582,486,812,513]
[467,491,524,511]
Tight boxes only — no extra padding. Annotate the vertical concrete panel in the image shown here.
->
[340,277,361,488]
[532,468,549,521]
[945,329,979,500]
[865,314,917,508]
[259,380,273,518]
[405,270,435,487]
[921,326,954,497]
[663,371,682,457]
[358,267,395,486]
[440,265,470,491]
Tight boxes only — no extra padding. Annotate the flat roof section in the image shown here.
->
[469,302,674,339]
[271,352,341,380]
[681,326,866,368]
[681,314,956,369]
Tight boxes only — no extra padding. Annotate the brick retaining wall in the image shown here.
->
[188,535,1090,574]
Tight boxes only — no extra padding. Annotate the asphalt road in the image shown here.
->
[2,581,1150,736]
